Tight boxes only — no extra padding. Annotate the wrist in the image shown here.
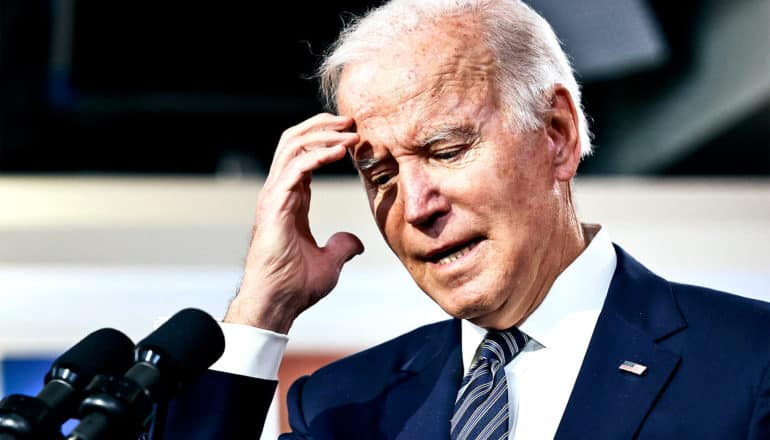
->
[224,295,297,334]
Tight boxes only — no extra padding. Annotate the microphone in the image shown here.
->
[67,308,225,440]
[0,328,135,440]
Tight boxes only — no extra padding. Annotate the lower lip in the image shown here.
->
[430,239,484,270]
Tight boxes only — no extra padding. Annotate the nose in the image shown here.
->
[400,165,449,228]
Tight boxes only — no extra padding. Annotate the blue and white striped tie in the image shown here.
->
[450,328,529,440]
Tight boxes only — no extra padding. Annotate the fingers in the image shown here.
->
[228,114,364,333]
[282,112,355,139]
[272,130,358,175]
[271,113,358,172]
[274,144,347,193]
[323,232,365,270]
[264,113,359,206]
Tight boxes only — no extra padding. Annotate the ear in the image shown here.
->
[544,85,581,182]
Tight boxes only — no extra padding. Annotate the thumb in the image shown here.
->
[323,231,364,269]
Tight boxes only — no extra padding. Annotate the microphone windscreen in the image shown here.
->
[137,308,225,377]
[49,328,135,383]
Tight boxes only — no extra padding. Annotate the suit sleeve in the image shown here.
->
[153,370,277,440]
[276,375,314,439]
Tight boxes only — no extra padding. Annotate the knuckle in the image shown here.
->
[313,112,335,122]
[282,138,300,154]
[280,126,298,141]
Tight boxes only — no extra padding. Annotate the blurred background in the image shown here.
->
[0,0,768,437]
[1,0,768,176]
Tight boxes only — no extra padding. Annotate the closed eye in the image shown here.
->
[372,173,394,186]
[432,146,466,161]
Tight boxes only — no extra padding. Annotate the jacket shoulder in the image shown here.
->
[613,244,770,344]
[671,281,770,340]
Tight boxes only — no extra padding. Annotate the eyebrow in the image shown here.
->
[353,125,477,172]
[418,125,477,149]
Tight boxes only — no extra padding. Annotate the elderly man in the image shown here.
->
[159,0,770,439]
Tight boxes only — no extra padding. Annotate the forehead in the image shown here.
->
[336,22,497,149]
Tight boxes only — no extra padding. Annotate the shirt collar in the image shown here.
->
[461,224,617,370]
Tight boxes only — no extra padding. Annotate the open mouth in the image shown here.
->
[426,237,484,265]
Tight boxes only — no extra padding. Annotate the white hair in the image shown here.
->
[318,0,592,156]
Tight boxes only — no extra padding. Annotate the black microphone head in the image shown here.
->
[46,328,135,387]
[136,308,225,379]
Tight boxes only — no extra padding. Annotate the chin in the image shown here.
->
[436,289,500,321]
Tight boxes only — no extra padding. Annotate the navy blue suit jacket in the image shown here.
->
[159,246,770,439]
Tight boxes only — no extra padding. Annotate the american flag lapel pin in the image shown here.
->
[619,360,648,376]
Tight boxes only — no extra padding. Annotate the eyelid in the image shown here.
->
[431,144,468,159]
[434,144,465,152]
[367,167,396,187]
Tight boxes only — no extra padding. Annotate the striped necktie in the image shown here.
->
[450,327,529,440]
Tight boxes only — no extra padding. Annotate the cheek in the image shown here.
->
[493,151,517,182]
[490,144,554,210]
[475,157,556,257]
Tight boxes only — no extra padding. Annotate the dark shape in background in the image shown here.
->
[0,0,767,176]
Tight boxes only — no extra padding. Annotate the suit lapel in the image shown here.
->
[381,319,463,440]
[555,246,687,439]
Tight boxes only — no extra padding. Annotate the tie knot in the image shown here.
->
[478,328,529,366]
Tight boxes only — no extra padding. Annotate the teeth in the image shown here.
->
[437,243,474,265]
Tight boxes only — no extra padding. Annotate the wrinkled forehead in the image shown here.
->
[336,24,497,150]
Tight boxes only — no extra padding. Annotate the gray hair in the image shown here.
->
[318,0,592,156]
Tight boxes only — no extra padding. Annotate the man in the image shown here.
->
[159,0,770,438]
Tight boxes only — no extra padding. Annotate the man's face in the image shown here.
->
[336,26,570,328]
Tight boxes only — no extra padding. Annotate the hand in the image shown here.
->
[224,113,364,333]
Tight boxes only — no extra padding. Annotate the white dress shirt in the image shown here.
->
[212,225,616,439]
[460,225,616,439]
